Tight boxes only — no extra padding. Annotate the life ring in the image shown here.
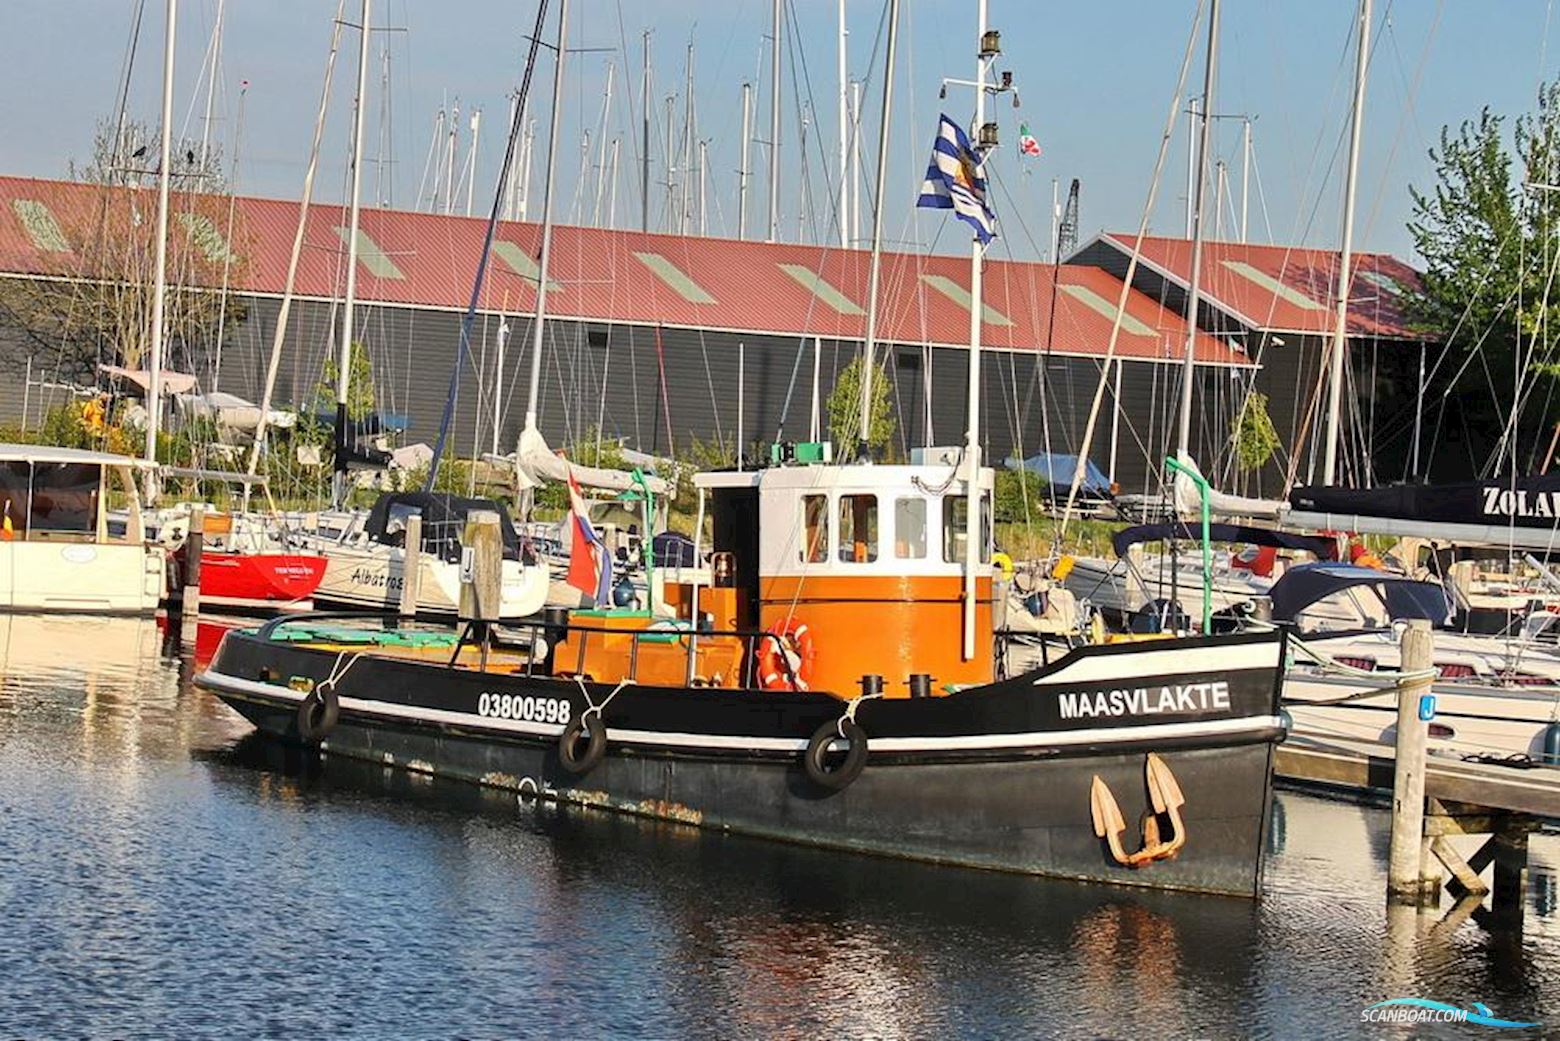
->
[804,718,868,790]
[559,713,607,774]
[296,686,339,744]
[756,618,817,691]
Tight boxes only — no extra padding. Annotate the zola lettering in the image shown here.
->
[1480,486,1560,520]
[1057,680,1231,720]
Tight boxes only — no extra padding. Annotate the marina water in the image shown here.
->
[2,614,1557,1038]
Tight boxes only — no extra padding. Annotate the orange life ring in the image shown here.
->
[756,617,816,691]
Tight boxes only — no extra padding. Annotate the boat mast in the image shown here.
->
[641,30,651,233]
[1322,0,1371,486]
[522,0,570,434]
[243,0,346,507]
[836,0,849,248]
[1174,0,1219,460]
[767,0,782,242]
[144,0,177,504]
[333,0,371,508]
[960,0,995,660]
[738,81,752,239]
[853,0,900,458]
[198,0,225,179]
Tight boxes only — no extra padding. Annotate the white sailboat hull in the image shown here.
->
[311,542,549,620]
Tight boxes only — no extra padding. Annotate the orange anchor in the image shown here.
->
[1089,753,1188,868]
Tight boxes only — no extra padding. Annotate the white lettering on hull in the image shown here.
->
[1057,680,1232,720]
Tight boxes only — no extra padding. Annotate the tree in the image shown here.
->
[1233,391,1281,473]
[315,343,377,421]
[1406,81,1560,475]
[0,117,248,382]
[826,357,896,460]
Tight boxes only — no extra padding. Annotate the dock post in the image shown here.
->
[1387,618,1434,903]
[459,510,503,668]
[1491,824,1530,924]
[398,513,423,619]
[180,506,205,645]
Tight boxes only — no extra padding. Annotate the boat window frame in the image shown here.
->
[893,496,928,559]
[837,493,880,564]
[941,490,992,565]
[799,493,830,564]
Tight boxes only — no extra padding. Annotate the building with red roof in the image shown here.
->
[0,174,1288,494]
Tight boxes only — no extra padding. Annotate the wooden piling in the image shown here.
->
[1387,618,1434,902]
[459,510,503,623]
[180,506,205,645]
[398,513,423,619]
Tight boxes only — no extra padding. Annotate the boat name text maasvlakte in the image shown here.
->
[1055,680,1231,720]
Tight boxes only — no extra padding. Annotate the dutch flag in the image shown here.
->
[565,473,614,604]
[917,113,998,244]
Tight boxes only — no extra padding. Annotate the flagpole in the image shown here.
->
[960,1,994,661]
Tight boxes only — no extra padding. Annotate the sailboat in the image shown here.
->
[196,1,1292,897]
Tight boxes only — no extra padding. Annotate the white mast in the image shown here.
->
[837,0,849,248]
[443,101,459,215]
[698,139,708,234]
[245,0,346,500]
[738,81,752,239]
[492,317,510,456]
[680,42,695,234]
[144,0,177,502]
[850,80,862,244]
[523,0,569,432]
[1175,0,1219,459]
[519,114,536,219]
[465,108,481,217]
[607,136,621,227]
[592,61,615,226]
[1184,96,1198,238]
[333,0,371,507]
[767,0,782,242]
[1323,0,1371,486]
[960,2,995,659]
[1240,116,1251,242]
[198,0,225,179]
[853,0,899,454]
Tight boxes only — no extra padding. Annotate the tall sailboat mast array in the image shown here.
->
[332,0,372,508]
[143,0,177,503]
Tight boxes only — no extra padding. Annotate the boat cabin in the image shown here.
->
[0,443,164,613]
[550,450,996,698]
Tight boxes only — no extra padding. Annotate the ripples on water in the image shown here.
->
[0,615,1556,1039]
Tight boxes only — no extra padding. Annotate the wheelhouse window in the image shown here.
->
[894,497,927,559]
[837,494,879,563]
[800,494,829,563]
[942,492,991,564]
[28,463,100,538]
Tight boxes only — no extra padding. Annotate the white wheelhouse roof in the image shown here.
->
[0,443,154,468]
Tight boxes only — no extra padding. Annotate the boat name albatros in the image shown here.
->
[1058,680,1231,720]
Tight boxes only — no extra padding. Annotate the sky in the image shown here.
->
[2,0,1558,267]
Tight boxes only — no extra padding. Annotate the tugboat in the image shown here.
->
[197,447,1289,897]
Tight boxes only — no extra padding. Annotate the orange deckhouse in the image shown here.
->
[548,449,997,698]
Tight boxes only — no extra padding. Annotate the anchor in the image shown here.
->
[1089,753,1188,868]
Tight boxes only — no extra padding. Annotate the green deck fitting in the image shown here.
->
[493,240,562,291]
[633,251,716,304]
[335,226,406,279]
[1219,260,1327,311]
[1058,284,1155,336]
[12,200,70,252]
[778,264,865,315]
[176,213,236,264]
[918,274,1013,326]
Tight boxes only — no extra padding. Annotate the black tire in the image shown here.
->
[296,686,340,744]
[559,713,607,774]
[804,718,868,791]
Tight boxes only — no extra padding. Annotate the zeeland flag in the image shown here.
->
[917,114,998,244]
[1018,123,1041,158]
[565,473,614,604]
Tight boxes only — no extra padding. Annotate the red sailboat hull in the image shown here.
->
[197,551,327,607]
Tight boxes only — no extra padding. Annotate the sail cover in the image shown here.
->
[1290,475,1560,534]
[515,425,672,496]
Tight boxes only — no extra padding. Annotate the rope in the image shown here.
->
[837,689,885,737]
[572,675,634,720]
[1287,635,1437,683]
[316,650,364,695]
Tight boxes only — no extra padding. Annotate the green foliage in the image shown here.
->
[826,357,896,460]
[314,343,377,422]
[1233,391,1281,473]
[1406,80,1560,469]
[994,467,1048,524]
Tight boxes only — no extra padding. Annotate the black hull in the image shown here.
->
[200,629,1288,897]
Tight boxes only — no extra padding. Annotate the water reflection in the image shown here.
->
[0,613,1555,1038]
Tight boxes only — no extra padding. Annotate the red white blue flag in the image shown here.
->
[565,474,613,603]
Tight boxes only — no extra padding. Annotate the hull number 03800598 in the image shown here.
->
[477,692,572,724]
